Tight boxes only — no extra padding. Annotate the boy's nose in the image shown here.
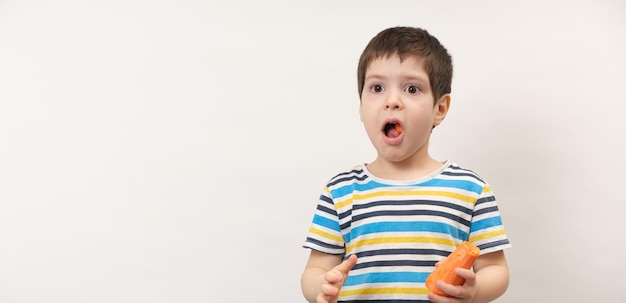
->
[385,91,403,110]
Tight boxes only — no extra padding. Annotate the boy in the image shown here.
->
[300,27,511,303]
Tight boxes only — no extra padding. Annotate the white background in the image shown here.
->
[1,0,625,302]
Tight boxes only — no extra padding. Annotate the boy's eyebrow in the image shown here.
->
[364,74,386,81]
[403,75,428,82]
[365,73,429,83]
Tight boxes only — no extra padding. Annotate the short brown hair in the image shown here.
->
[357,27,453,104]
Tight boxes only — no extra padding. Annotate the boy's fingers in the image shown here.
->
[435,281,464,298]
[322,254,358,301]
[315,293,330,303]
[334,254,358,274]
[454,268,476,285]
[320,283,339,296]
[434,257,447,268]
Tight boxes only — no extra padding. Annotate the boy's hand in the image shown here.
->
[427,267,477,303]
[316,254,357,303]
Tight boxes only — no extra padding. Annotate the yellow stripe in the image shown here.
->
[469,229,506,243]
[336,190,476,209]
[335,198,352,209]
[309,227,344,243]
[346,236,455,253]
[340,287,430,296]
[482,185,491,193]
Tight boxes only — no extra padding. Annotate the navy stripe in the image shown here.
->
[320,194,334,204]
[328,171,367,187]
[338,208,352,220]
[352,259,436,270]
[354,199,473,215]
[356,248,451,258]
[445,165,485,183]
[317,204,337,217]
[339,220,352,231]
[332,168,364,178]
[304,237,344,251]
[475,195,495,206]
[474,205,499,217]
[478,239,510,251]
[441,171,481,178]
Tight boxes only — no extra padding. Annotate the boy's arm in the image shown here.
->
[471,250,509,303]
[301,250,357,303]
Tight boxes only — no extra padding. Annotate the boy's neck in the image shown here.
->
[366,154,445,181]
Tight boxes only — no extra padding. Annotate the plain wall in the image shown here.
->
[1,0,625,302]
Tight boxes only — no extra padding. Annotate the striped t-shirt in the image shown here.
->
[303,161,511,302]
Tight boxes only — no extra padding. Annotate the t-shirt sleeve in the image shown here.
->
[468,183,512,255]
[302,186,346,255]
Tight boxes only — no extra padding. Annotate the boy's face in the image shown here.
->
[359,54,449,163]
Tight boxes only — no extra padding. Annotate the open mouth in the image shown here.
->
[383,121,403,138]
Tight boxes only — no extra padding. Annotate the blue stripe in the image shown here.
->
[330,180,385,198]
[344,271,430,286]
[351,221,468,241]
[330,178,484,199]
[422,179,483,193]
[471,216,503,232]
[312,214,341,232]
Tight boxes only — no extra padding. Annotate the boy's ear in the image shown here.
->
[433,94,451,127]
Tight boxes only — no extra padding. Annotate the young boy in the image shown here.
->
[300,27,511,303]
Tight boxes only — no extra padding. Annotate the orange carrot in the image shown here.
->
[426,241,480,296]
[394,124,403,133]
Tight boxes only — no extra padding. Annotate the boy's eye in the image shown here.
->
[370,84,384,93]
[405,85,420,94]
